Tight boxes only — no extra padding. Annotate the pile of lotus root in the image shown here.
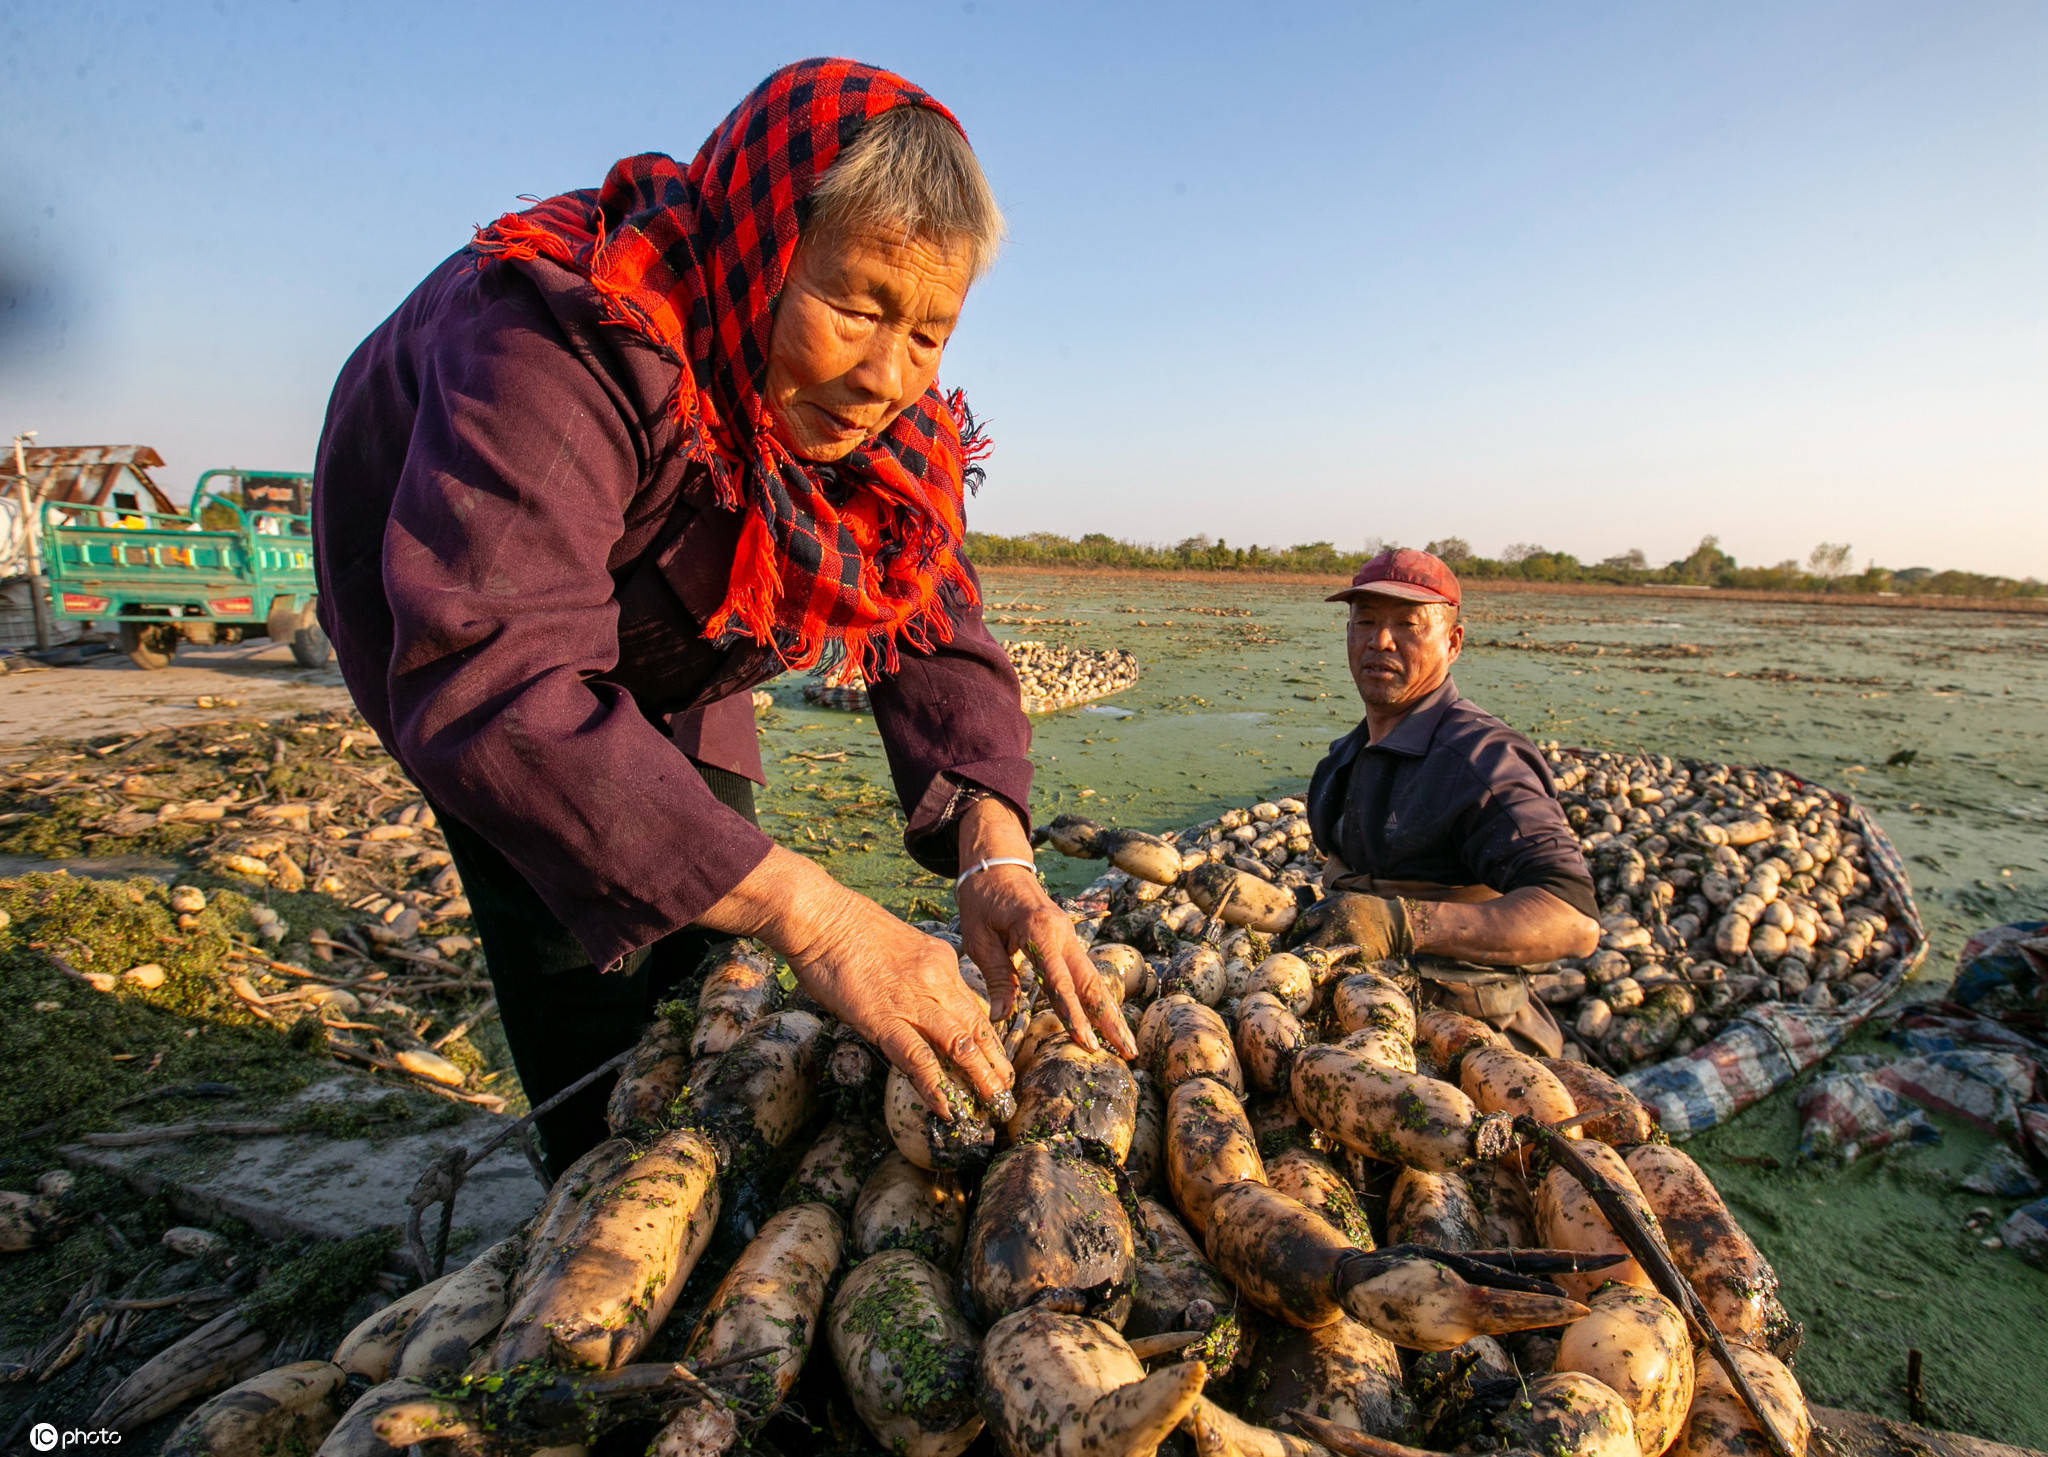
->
[802,642,1139,716]
[1004,642,1141,714]
[151,914,1810,1457]
[1054,749,1912,1075]
[1542,750,1905,1055]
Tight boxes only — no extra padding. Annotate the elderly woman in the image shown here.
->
[312,58,1131,1174]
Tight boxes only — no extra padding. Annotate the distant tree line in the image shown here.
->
[964,530,2044,599]
[965,531,1356,575]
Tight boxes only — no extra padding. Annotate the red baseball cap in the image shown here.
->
[1326,548,1461,608]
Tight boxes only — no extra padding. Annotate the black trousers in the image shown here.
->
[434,766,758,1179]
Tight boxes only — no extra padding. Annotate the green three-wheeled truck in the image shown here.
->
[42,469,329,670]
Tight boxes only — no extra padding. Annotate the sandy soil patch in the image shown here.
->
[0,640,354,753]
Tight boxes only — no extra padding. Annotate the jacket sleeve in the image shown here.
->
[669,693,766,785]
[1455,739,1598,916]
[864,563,1035,877]
[371,279,773,972]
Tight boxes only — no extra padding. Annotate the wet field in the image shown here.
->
[757,571,2048,1445]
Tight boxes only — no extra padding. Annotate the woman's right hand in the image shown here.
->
[701,845,1011,1117]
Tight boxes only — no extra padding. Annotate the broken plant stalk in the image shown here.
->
[77,1121,289,1147]
[1289,1408,1517,1457]
[403,1044,636,1282]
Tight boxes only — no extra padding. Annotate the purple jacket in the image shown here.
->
[1305,676,1597,917]
[313,249,1033,973]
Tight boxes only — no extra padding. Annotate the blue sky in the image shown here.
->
[3,1,2042,576]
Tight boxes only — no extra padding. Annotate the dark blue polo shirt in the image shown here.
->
[1305,676,1597,916]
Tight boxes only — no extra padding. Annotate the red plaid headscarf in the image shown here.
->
[471,58,988,674]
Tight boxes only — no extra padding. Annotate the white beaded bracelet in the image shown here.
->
[955,856,1037,888]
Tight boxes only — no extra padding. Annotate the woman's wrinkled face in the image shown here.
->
[762,220,974,461]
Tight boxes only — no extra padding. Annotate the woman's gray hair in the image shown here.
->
[808,105,1005,281]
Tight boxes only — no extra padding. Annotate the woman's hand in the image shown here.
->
[698,845,1010,1117]
[954,797,1137,1060]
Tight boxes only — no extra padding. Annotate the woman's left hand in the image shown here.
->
[954,797,1137,1060]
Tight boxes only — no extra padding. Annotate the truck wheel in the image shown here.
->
[118,621,178,670]
[290,622,332,669]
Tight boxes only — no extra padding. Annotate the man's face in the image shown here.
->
[762,220,973,462]
[1346,596,1462,712]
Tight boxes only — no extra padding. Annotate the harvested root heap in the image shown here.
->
[803,640,1140,715]
[187,926,1812,1457]
[1042,746,1918,1075]
[1537,749,1912,1059]
[1007,641,1142,714]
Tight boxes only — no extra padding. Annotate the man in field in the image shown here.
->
[1290,549,1600,1054]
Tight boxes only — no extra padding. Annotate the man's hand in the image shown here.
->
[955,797,1136,1060]
[1286,891,1415,959]
[1325,885,1599,966]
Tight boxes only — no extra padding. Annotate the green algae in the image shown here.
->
[837,1265,974,1417]
[243,1229,395,1332]
[0,873,316,1143]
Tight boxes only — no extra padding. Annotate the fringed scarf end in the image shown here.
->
[471,211,577,267]
[946,388,992,495]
